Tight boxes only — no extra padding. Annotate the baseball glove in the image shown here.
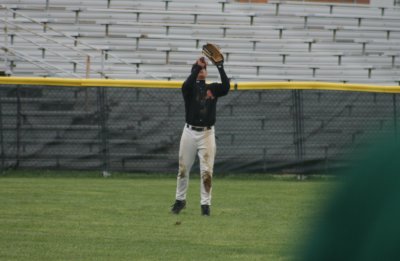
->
[202,43,224,66]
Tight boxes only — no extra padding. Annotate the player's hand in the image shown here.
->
[197,57,207,69]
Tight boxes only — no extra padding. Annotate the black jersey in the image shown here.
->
[182,64,230,127]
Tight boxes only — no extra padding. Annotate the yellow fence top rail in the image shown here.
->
[238,81,400,93]
[0,77,183,88]
[1,77,400,93]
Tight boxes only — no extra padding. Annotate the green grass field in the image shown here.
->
[0,172,336,261]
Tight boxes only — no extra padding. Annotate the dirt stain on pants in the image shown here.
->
[202,171,212,193]
[178,161,186,178]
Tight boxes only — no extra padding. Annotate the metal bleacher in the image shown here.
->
[1,0,400,83]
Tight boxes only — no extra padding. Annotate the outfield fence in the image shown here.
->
[0,77,399,175]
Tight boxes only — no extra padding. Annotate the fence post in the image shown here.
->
[85,55,91,78]
[15,87,21,169]
[0,96,4,171]
[394,94,398,142]
[292,89,305,178]
[97,87,110,176]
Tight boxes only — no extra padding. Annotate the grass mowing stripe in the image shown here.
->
[0,175,336,261]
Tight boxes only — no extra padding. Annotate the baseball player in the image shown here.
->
[171,56,230,216]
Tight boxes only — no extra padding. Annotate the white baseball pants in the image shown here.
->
[175,124,216,205]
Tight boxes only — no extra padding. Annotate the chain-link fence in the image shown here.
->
[0,80,399,174]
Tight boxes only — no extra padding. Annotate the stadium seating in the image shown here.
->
[1,0,399,83]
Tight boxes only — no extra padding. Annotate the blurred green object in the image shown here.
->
[299,138,400,261]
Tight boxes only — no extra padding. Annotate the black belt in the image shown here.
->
[186,124,211,132]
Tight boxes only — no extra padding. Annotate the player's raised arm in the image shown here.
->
[216,64,230,96]
[182,57,207,94]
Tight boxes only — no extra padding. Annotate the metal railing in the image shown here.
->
[0,5,159,79]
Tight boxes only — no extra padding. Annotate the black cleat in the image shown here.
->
[171,200,186,214]
[201,205,210,216]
